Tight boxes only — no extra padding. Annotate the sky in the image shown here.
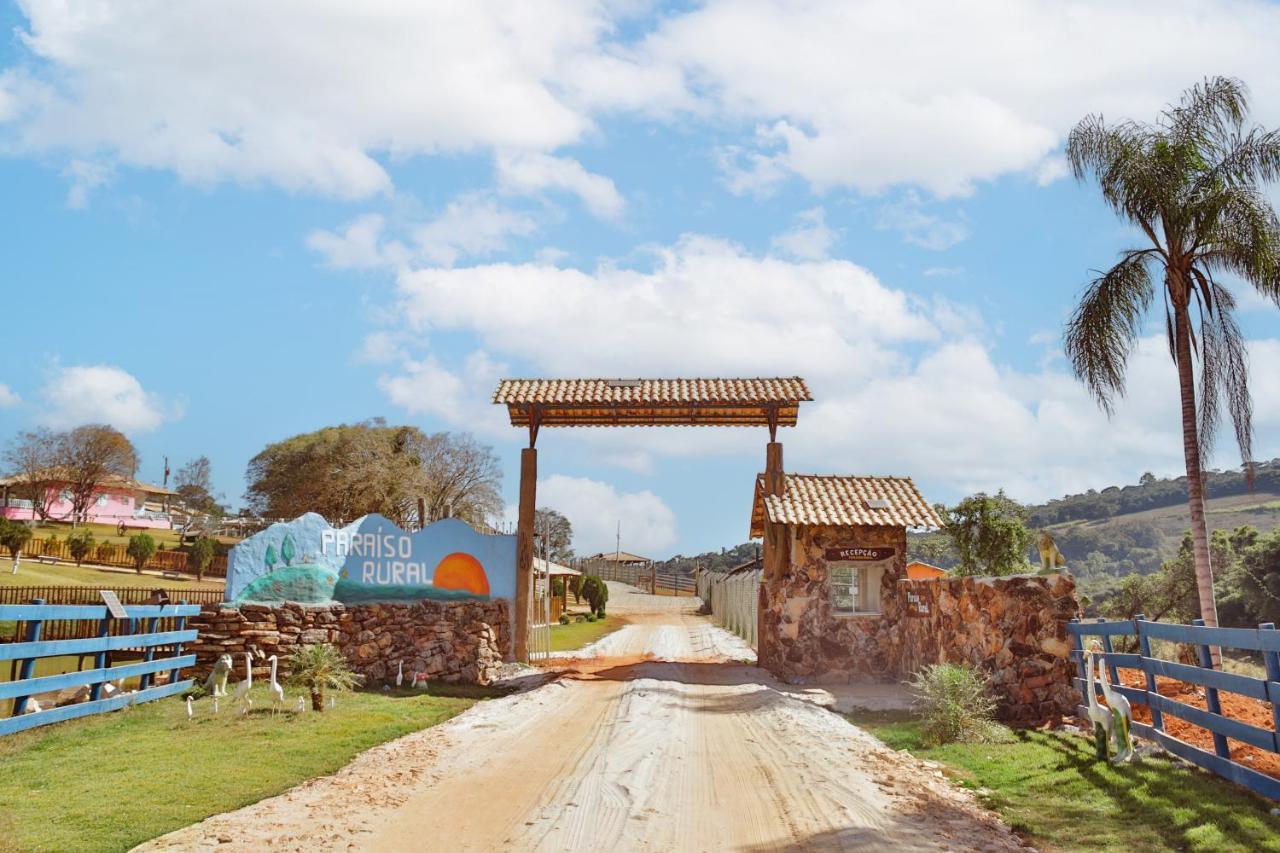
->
[1,0,1279,559]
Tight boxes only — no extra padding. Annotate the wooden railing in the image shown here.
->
[0,600,199,735]
[1068,616,1280,800]
[580,560,696,596]
[18,536,228,578]
[0,587,223,642]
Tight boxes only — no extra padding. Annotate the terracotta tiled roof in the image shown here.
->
[494,377,812,428]
[0,469,176,496]
[750,473,942,537]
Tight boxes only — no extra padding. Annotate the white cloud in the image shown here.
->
[771,207,837,260]
[527,474,677,556]
[1035,156,1069,187]
[0,384,20,407]
[413,195,538,267]
[39,365,174,432]
[495,152,625,219]
[61,158,112,208]
[373,235,1280,505]
[876,192,969,250]
[307,214,408,271]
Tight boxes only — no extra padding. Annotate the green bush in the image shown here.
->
[0,519,33,561]
[585,613,596,622]
[558,614,569,625]
[189,537,216,581]
[550,577,565,597]
[67,529,95,566]
[580,574,608,616]
[95,541,115,562]
[126,533,157,573]
[288,643,363,711]
[909,663,1010,745]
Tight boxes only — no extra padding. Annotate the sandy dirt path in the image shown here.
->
[138,586,1022,852]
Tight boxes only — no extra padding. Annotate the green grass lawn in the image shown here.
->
[549,615,626,652]
[0,560,223,591]
[846,711,1280,852]
[0,683,498,852]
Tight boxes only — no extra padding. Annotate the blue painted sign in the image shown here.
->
[226,514,516,606]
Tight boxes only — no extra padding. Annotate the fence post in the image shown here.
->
[1191,618,1230,758]
[169,600,190,687]
[139,614,161,689]
[1135,615,1162,732]
[1100,632,1120,688]
[1068,618,1086,693]
[1260,623,1280,741]
[12,598,45,716]
[89,614,111,701]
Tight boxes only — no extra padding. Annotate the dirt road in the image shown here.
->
[139,586,1021,852]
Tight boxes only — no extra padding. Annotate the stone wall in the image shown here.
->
[895,574,1079,724]
[189,598,510,686]
[757,522,1080,725]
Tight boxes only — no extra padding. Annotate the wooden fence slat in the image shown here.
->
[1066,619,1138,637]
[1136,614,1164,732]
[1141,656,1271,701]
[0,655,196,701]
[1069,650,1144,669]
[0,603,202,621]
[12,598,44,715]
[0,629,198,662]
[1263,623,1280,740]
[1151,727,1280,801]
[1192,618,1232,759]
[0,680,192,737]
[1140,620,1280,652]
[1072,677,1148,708]
[1146,693,1279,753]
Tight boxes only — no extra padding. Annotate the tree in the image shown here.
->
[126,533,157,573]
[580,575,608,616]
[58,425,139,525]
[941,492,1032,577]
[281,534,296,566]
[411,432,503,525]
[0,519,32,564]
[67,529,95,566]
[174,456,223,515]
[2,429,59,520]
[534,507,574,563]
[1234,529,1280,625]
[189,536,216,582]
[287,643,363,711]
[1065,77,1280,634]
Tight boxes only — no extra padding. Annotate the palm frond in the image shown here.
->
[1193,272,1253,477]
[1064,251,1156,413]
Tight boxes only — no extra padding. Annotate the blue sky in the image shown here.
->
[2,1,1279,557]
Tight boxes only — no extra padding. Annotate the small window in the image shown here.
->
[831,561,884,614]
[96,495,109,507]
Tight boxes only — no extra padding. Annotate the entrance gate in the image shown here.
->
[492,377,812,662]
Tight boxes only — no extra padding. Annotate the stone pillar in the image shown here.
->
[515,447,537,662]
[758,441,786,672]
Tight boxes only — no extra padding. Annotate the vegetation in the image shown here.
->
[940,491,1032,576]
[188,536,216,581]
[651,541,760,576]
[173,455,224,516]
[3,424,139,524]
[65,528,94,566]
[287,643,363,711]
[535,507,574,562]
[1064,77,1280,633]
[848,710,1280,852]
[550,614,625,652]
[0,518,33,563]
[0,686,485,852]
[580,574,608,616]
[126,532,157,573]
[908,663,1009,745]
[245,420,502,527]
[0,560,221,590]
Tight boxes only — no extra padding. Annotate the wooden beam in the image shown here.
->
[514,447,537,662]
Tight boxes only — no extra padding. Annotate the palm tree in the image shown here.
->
[287,643,363,711]
[1065,77,1280,640]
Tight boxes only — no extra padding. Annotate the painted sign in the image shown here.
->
[225,513,516,606]
[905,590,930,617]
[824,546,896,562]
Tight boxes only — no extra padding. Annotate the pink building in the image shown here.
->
[0,472,176,530]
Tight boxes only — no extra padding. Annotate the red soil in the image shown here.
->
[1119,671,1280,779]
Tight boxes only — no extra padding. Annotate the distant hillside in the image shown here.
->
[652,542,760,575]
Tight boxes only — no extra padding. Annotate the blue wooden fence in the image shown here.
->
[0,599,199,736]
[1068,616,1280,800]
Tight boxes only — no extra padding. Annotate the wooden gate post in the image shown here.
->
[515,447,537,662]
[758,441,786,671]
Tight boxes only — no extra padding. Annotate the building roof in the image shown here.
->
[582,550,651,565]
[0,470,176,497]
[493,377,812,428]
[750,473,942,537]
[534,557,580,577]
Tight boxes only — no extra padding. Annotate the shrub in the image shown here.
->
[287,643,363,711]
[67,529,95,566]
[580,575,609,617]
[585,613,596,622]
[189,537,216,581]
[908,663,1010,745]
[568,575,583,603]
[558,614,569,625]
[126,533,157,573]
[95,541,115,562]
[550,577,565,597]
[0,519,33,562]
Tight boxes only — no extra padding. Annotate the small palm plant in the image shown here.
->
[287,644,363,711]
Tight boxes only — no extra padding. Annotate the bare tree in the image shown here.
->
[57,425,139,525]
[174,456,223,515]
[3,429,60,520]
[535,507,574,563]
[412,432,503,526]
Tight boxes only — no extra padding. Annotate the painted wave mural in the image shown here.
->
[225,514,516,606]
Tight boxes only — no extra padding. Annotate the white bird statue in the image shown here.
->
[1084,648,1113,761]
[396,660,404,689]
[212,696,219,714]
[328,695,335,709]
[186,695,194,721]
[232,652,253,715]
[21,698,42,715]
[1097,653,1135,763]
[296,695,306,713]
[267,654,285,715]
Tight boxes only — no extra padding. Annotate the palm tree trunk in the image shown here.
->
[1174,304,1221,663]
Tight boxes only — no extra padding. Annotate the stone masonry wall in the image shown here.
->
[758,522,1080,725]
[895,574,1079,724]
[189,599,510,686]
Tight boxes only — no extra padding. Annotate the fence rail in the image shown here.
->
[0,600,199,735]
[1068,616,1280,800]
[579,560,696,596]
[0,586,223,642]
[16,536,227,578]
[697,567,760,648]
